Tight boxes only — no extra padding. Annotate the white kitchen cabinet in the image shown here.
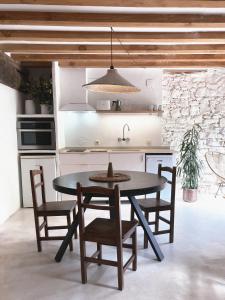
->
[109,153,145,172]
[21,156,57,207]
[145,154,175,200]
[59,153,109,200]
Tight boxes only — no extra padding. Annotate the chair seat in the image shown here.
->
[138,198,171,212]
[38,200,76,215]
[84,218,138,246]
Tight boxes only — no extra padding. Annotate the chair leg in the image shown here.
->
[117,243,124,291]
[34,215,42,252]
[144,211,149,249]
[73,207,78,239]
[215,182,222,198]
[155,210,159,233]
[44,216,48,238]
[132,230,137,271]
[67,214,73,251]
[97,243,102,266]
[169,208,175,243]
[130,206,135,220]
[80,240,87,284]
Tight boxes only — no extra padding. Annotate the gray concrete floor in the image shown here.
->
[0,195,225,300]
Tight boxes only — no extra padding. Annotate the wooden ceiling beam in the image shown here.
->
[59,60,225,68]
[4,44,225,54]
[11,53,225,61]
[2,30,225,43]
[1,11,225,28]
[1,1,225,8]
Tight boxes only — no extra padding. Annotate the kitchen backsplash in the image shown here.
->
[61,113,162,147]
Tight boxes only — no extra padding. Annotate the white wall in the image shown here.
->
[87,68,162,109]
[0,83,20,224]
[62,112,162,147]
[59,68,87,107]
[58,67,163,147]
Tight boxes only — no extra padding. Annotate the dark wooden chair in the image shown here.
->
[77,183,138,291]
[30,166,77,252]
[131,164,176,248]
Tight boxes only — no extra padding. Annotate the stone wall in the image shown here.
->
[162,68,225,195]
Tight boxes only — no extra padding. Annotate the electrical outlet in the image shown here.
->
[146,140,151,146]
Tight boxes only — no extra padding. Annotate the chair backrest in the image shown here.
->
[157,164,176,205]
[205,151,225,181]
[30,166,46,210]
[77,183,121,241]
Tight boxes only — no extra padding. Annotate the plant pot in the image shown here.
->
[183,188,197,202]
[40,104,49,114]
[25,99,35,114]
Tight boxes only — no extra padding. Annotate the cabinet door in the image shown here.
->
[146,155,174,200]
[59,163,108,200]
[109,153,145,172]
[21,157,57,207]
[36,157,57,203]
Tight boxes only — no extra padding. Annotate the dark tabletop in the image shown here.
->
[53,171,166,197]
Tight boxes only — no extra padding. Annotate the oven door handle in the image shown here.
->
[18,129,53,132]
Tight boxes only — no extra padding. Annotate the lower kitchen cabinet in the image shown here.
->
[109,153,145,172]
[20,155,57,207]
[59,153,108,200]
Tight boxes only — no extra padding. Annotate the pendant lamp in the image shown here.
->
[83,28,140,94]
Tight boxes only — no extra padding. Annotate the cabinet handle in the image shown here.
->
[157,160,163,162]
[140,155,144,162]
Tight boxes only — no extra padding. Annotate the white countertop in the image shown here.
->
[59,147,175,154]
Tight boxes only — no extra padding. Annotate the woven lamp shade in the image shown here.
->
[83,67,140,94]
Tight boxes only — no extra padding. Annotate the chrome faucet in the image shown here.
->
[118,123,130,142]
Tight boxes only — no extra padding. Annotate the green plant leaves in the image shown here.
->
[177,124,202,189]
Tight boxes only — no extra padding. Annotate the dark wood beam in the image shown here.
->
[1,30,225,43]
[1,1,225,8]
[4,44,225,54]
[0,51,21,89]
[1,11,225,28]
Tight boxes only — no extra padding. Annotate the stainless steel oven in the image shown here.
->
[17,119,56,150]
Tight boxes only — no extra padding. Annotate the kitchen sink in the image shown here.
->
[88,149,108,152]
[65,148,87,153]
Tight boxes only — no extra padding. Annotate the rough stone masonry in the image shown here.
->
[162,68,225,195]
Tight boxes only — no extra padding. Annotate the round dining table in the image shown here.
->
[53,170,166,262]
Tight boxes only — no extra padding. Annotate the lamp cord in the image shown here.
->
[111,27,138,67]
[110,27,113,69]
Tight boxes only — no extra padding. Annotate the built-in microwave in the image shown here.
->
[17,119,56,150]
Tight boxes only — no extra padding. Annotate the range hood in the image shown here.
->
[60,102,95,112]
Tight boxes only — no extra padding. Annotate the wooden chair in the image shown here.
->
[77,183,138,291]
[30,166,77,252]
[131,164,176,248]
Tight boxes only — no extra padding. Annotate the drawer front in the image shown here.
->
[59,153,109,165]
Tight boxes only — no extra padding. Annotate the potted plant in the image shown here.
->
[34,77,53,114]
[19,77,36,114]
[177,124,202,202]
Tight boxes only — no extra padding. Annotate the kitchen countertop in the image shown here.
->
[59,146,175,154]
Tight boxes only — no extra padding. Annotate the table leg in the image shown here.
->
[55,195,92,262]
[128,195,164,261]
